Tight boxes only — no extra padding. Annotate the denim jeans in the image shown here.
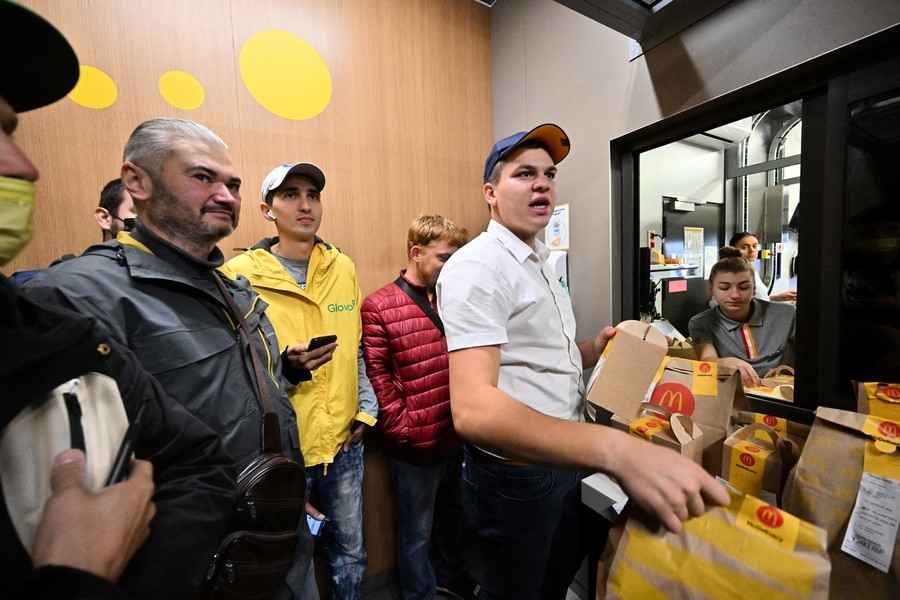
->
[389,450,471,600]
[289,441,367,600]
[461,445,606,600]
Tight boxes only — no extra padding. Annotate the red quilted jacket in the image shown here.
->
[361,274,459,463]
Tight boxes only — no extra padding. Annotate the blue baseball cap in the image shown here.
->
[483,123,570,183]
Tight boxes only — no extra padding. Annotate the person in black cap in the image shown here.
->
[436,124,729,599]
[0,2,235,598]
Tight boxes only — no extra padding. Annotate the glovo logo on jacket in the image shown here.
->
[650,382,696,416]
[328,298,357,313]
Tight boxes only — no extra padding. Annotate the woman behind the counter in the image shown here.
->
[730,231,796,302]
[689,247,796,388]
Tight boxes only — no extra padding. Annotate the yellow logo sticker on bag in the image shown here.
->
[628,415,669,440]
[753,413,787,440]
[863,439,900,481]
[691,361,718,396]
[735,495,800,551]
[729,440,771,496]
[862,415,900,445]
[874,383,900,404]
[866,382,900,421]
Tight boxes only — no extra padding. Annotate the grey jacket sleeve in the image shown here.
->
[357,344,378,420]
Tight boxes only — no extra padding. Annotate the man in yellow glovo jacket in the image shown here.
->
[221,162,377,600]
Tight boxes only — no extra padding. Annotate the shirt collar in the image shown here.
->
[486,219,549,264]
[718,298,765,331]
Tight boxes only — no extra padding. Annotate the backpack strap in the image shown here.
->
[394,276,444,337]
[212,273,282,454]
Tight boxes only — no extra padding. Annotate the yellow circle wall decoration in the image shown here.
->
[159,70,205,110]
[68,65,117,109]
[240,30,333,120]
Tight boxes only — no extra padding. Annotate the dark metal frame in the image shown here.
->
[554,0,734,56]
[610,23,900,418]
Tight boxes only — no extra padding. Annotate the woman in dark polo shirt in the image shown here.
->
[689,247,796,387]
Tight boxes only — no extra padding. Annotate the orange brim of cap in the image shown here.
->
[515,123,571,164]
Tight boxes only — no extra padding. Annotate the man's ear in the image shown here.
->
[260,202,276,221]
[483,182,497,211]
[94,207,112,231]
[409,245,422,261]
[121,161,153,203]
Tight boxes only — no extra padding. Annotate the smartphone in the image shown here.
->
[306,514,328,537]
[307,334,337,351]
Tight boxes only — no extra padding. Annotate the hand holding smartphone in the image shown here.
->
[306,334,337,352]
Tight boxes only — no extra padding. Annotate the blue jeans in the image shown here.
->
[294,441,367,600]
[462,445,605,600]
[390,451,471,600]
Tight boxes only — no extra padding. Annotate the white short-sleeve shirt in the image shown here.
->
[436,219,584,422]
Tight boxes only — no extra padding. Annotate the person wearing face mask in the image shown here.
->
[729,231,797,303]
[95,178,137,241]
[689,247,797,388]
[0,2,235,598]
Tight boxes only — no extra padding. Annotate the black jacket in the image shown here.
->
[1,274,235,599]
[25,224,306,470]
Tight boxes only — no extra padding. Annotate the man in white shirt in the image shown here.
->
[436,123,728,599]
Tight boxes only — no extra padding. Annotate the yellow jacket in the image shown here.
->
[221,237,377,468]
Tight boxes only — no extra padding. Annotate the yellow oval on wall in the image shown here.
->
[68,65,117,109]
[159,70,205,110]
[239,30,332,120]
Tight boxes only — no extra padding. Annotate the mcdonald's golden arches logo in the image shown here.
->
[878,420,900,440]
[650,382,696,416]
[756,505,784,529]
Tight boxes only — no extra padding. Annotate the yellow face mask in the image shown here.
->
[0,176,36,266]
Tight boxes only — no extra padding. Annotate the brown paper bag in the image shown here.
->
[666,339,696,360]
[732,410,810,456]
[783,407,900,598]
[643,356,747,473]
[613,402,704,463]
[587,322,747,472]
[856,381,900,422]
[722,424,796,506]
[605,490,830,599]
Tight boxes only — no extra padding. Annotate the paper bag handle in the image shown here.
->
[731,423,780,449]
[764,365,795,379]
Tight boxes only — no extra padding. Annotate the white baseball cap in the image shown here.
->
[260,162,326,202]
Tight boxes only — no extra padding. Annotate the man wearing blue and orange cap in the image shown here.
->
[436,124,729,599]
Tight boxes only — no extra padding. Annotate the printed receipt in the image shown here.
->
[840,472,900,573]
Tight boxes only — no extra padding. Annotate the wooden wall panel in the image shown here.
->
[9,0,491,582]
[7,0,492,299]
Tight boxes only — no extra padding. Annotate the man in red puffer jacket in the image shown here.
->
[361,215,477,600]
